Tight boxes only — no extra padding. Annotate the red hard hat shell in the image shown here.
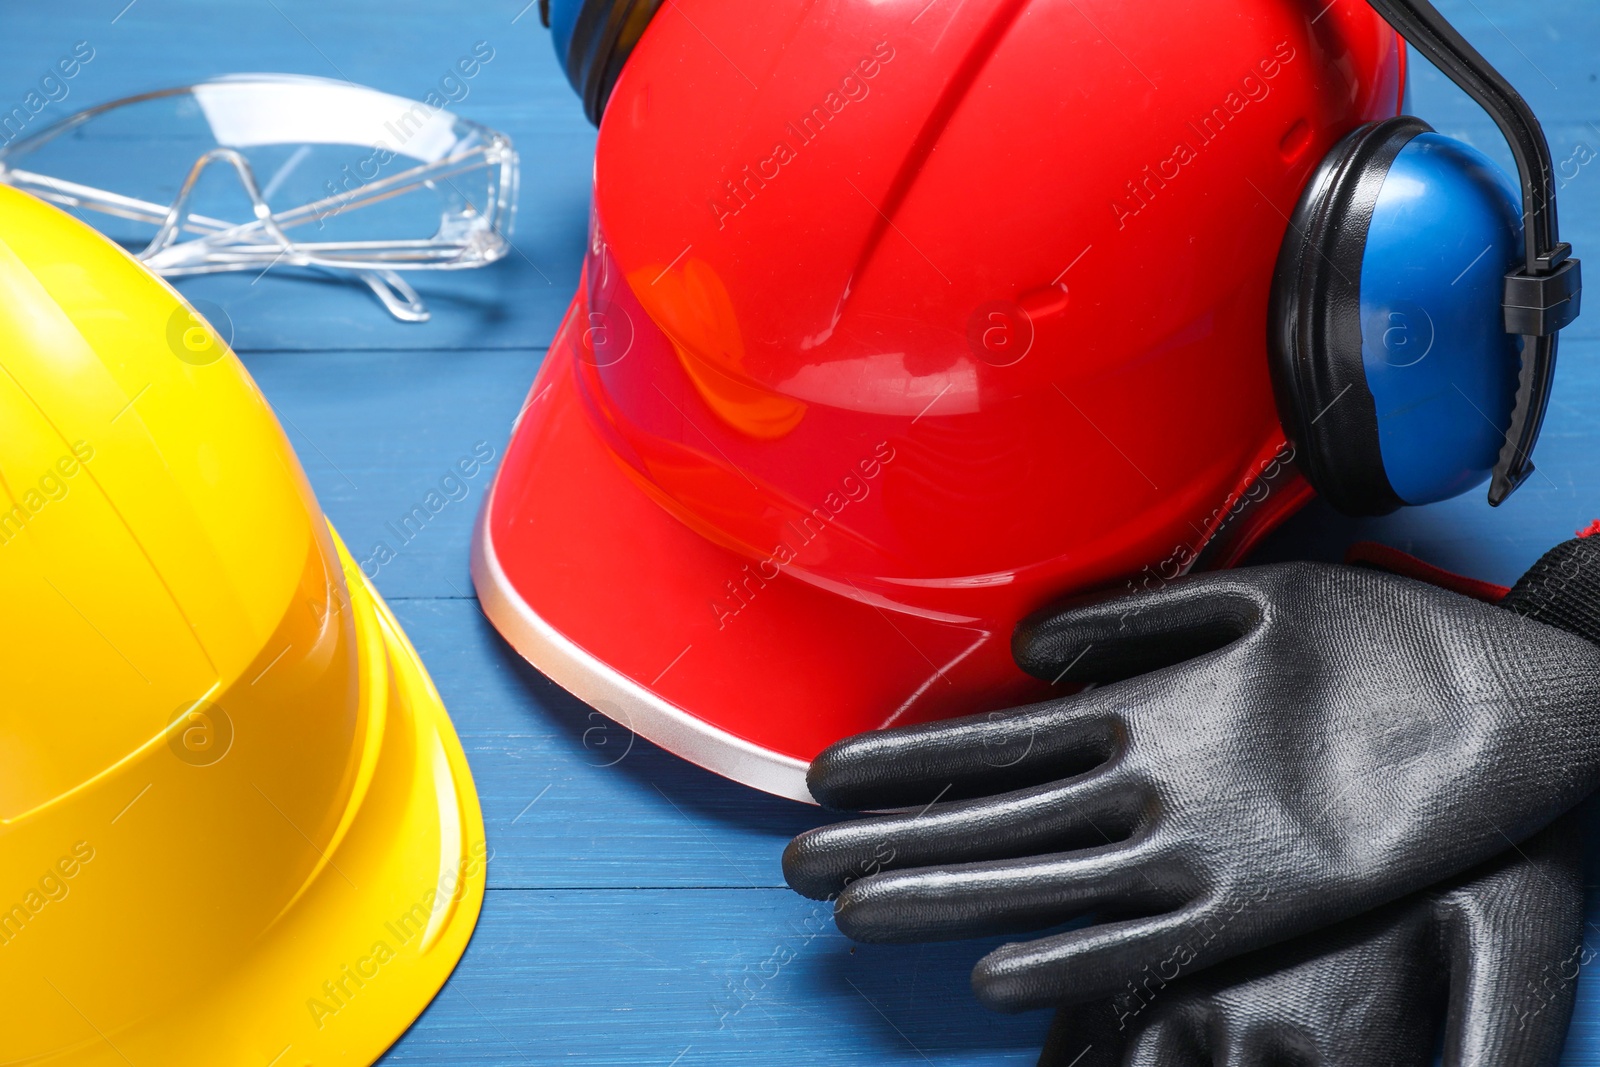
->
[476,0,1404,800]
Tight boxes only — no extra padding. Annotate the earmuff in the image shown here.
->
[1270,0,1581,515]
[542,0,1581,516]
[542,0,665,124]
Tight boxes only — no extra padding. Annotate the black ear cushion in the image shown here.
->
[564,0,666,124]
[1268,116,1430,517]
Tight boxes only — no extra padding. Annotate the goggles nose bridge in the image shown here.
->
[143,146,433,323]
[143,145,289,260]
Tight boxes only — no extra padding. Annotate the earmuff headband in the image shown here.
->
[1366,0,1581,503]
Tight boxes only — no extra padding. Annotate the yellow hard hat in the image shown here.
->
[0,184,485,1065]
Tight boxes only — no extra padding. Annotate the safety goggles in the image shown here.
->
[0,73,519,321]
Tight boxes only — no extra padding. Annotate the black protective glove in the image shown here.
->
[1038,813,1586,1067]
[784,535,1600,1011]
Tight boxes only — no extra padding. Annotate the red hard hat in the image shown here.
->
[475,0,1404,801]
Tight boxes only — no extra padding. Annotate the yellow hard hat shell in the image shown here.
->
[0,184,485,1065]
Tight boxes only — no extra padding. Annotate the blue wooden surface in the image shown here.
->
[6,1,1600,1062]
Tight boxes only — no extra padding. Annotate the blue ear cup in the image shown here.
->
[547,0,664,124]
[1270,116,1525,515]
[1362,129,1524,505]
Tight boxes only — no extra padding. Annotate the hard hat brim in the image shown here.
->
[473,297,1053,804]
[261,529,489,1063]
[94,530,489,1066]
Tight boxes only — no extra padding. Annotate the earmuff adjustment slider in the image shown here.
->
[1504,253,1582,337]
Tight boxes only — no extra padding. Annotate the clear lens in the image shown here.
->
[0,74,519,321]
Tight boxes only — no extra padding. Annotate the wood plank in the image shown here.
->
[240,347,536,601]
[383,887,1052,1065]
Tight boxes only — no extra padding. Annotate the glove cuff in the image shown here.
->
[1502,529,1600,646]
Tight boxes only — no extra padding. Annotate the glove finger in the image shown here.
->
[1013,573,1265,686]
[1441,817,1585,1067]
[973,903,1216,1012]
[785,770,1139,900]
[833,834,1187,946]
[806,696,1121,810]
